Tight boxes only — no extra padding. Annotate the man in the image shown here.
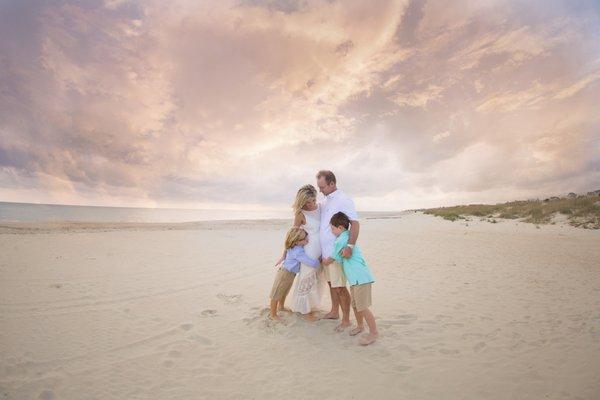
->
[316,170,360,332]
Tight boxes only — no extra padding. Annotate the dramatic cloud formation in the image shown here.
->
[1,0,599,210]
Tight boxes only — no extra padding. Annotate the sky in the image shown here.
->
[1,0,599,211]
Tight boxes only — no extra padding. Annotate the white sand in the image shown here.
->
[1,213,599,399]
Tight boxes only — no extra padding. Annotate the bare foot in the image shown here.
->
[321,312,339,320]
[349,326,364,336]
[334,321,351,332]
[359,332,378,346]
[301,313,318,322]
[278,307,292,313]
[268,314,281,321]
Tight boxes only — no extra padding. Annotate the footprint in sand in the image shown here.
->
[443,322,464,328]
[473,341,486,352]
[217,293,242,304]
[180,323,194,331]
[188,334,213,346]
[394,365,412,373]
[381,314,418,326]
[200,309,218,317]
[168,350,182,358]
[438,348,460,355]
[38,390,55,400]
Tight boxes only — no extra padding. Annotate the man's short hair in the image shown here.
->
[316,170,336,185]
[330,211,350,229]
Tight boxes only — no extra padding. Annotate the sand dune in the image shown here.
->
[1,212,599,399]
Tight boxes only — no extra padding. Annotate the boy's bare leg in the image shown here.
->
[322,282,340,319]
[334,287,351,332]
[269,299,281,320]
[350,306,364,336]
[358,308,378,345]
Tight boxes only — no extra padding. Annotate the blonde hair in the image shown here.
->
[292,184,317,216]
[284,227,308,249]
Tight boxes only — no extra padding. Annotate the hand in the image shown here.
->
[275,257,284,267]
[341,246,353,259]
[322,257,333,266]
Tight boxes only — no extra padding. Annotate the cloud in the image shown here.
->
[0,0,599,210]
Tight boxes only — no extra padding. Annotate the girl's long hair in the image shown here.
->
[284,227,308,249]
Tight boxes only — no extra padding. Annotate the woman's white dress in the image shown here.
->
[291,206,328,314]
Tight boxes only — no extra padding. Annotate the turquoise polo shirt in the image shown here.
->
[331,230,375,286]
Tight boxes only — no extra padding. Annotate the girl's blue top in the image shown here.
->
[282,245,319,274]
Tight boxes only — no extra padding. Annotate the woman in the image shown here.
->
[275,184,327,320]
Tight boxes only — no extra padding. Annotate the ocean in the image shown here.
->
[0,201,404,223]
[0,202,291,223]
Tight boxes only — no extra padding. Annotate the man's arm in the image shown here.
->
[342,220,360,258]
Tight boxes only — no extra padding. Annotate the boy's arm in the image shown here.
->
[322,257,334,266]
[331,237,346,264]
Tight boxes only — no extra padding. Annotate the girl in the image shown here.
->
[269,227,320,320]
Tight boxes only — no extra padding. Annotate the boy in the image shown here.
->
[323,212,378,345]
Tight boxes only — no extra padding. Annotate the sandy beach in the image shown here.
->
[1,212,599,399]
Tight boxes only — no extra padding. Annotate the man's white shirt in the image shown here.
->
[318,189,359,258]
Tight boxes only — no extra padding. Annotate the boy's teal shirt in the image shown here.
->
[331,230,375,286]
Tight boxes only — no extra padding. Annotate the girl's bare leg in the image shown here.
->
[269,299,280,320]
[278,294,291,312]
[358,308,378,345]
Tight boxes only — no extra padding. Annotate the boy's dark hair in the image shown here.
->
[330,211,350,229]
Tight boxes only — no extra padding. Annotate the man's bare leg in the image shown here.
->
[334,287,351,332]
[322,282,339,319]
[358,308,378,345]
[349,306,364,336]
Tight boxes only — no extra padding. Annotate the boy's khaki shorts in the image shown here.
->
[270,267,296,301]
[324,261,347,288]
[350,283,372,312]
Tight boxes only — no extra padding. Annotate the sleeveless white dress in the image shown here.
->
[291,206,328,314]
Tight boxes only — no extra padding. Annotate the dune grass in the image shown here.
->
[424,195,600,229]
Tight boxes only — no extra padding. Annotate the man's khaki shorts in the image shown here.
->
[324,261,347,288]
[270,267,296,301]
[350,283,372,312]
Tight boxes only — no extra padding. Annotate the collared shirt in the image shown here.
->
[319,189,359,258]
[331,230,375,286]
[282,245,320,274]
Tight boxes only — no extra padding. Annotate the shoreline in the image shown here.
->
[0,211,409,234]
